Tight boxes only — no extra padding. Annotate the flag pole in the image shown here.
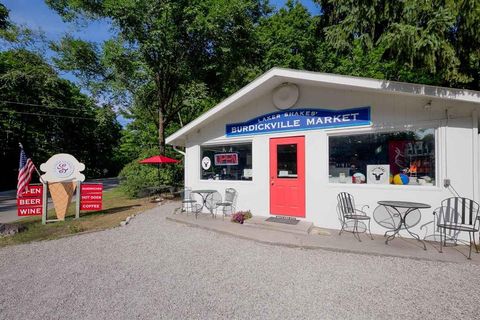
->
[19,142,45,184]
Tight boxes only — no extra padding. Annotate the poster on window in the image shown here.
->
[214,153,239,166]
[367,165,390,184]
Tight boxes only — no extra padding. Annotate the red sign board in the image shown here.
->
[214,153,239,166]
[80,183,103,211]
[17,185,43,216]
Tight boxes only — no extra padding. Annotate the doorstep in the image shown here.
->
[243,216,313,235]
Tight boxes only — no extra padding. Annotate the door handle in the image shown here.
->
[271,181,274,185]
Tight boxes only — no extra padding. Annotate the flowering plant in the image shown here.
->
[231,210,252,224]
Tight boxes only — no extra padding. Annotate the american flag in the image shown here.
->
[17,147,36,198]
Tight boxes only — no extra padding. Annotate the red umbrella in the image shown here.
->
[139,155,180,194]
[139,155,179,164]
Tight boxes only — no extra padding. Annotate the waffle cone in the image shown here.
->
[49,182,76,220]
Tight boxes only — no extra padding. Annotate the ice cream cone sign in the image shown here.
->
[40,154,85,221]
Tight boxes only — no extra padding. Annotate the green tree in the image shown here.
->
[256,0,317,70]
[0,3,9,30]
[315,0,480,89]
[46,0,269,154]
[0,46,122,189]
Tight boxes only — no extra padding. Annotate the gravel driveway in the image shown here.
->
[1,202,479,320]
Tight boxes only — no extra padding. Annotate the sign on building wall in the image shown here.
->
[367,165,390,184]
[214,153,239,165]
[17,184,43,216]
[80,183,103,211]
[226,107,371,137]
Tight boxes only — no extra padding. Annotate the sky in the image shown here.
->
[4,0,320,45]
[3,0,320,125]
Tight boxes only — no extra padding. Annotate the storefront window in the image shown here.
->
[329,129,435,186]
[200,143,252,180]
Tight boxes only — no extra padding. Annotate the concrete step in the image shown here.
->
[243,216,313,235]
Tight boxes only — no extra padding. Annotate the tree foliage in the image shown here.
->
[46,0,270,154]
[0,9,123,190]
[316,0,480,88]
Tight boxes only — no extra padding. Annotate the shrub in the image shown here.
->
[118,148,183,198]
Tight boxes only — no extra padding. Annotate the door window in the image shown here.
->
[277,144,297,178]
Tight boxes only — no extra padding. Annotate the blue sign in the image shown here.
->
[226,106,371,137]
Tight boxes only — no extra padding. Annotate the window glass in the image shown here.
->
[277,144,297,178]
[201,143,252,180]
[329,129,435,186]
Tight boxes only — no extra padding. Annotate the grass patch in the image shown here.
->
[0,187,160,247]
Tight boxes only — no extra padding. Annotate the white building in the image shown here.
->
[166,68,480,236]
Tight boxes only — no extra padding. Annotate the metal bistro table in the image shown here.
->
[191,189,218,214]
[377,201,431,250]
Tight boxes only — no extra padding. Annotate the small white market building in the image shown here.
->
[166,68,480,236]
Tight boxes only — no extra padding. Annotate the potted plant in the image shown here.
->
[231,210,252,224]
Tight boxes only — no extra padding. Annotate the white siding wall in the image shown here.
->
[183,84,479,238]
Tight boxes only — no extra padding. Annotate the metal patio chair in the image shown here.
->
[420,206,461,243]
[204,191,222,219]
[181,187,199,214]
[437,197,480,259]
[337,192,374,242]
[215,188,238,220]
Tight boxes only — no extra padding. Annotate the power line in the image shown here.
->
[0,110,97,120]
[0,100,96,113]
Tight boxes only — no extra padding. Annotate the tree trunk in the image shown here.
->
[158,106,165,155]
[155,72,166,155]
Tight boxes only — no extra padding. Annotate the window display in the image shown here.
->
[329,129,435,186]
[200,143,252,180]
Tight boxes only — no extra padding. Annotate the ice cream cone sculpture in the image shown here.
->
[40,154,85,222]
[48,182,77,220]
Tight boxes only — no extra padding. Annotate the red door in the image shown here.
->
[269,136,305,217]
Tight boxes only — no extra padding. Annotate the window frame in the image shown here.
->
[199,140,254,182]
[326,125,440,189]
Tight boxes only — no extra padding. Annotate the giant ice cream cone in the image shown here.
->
[49,182,76,220]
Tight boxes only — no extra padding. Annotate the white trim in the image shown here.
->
[167,67,480,146]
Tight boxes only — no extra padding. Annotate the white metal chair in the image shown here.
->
[215,188,238,220]
[204,191,222,219]
[436,197,480,259]
[337,192,373,242]
[181,187,198,214]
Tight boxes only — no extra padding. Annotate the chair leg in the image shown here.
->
[368,219,374,240]
[354,220,361,242]
[468,232,472,260]
[473,231,479,254]
[439,227,443,253]
[339,220,345,235]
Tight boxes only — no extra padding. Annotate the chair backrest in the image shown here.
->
[337,192,356,216]
[224,188,238,205]
[439,197,480,227]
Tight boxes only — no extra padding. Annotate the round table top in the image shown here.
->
[377,200,431,209]
[191,189,217,194]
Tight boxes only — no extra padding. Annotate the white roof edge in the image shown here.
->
[167,67,480,145]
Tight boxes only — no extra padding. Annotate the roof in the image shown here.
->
[166,67,480,146]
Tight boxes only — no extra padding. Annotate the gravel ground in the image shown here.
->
[1,201,479,320]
